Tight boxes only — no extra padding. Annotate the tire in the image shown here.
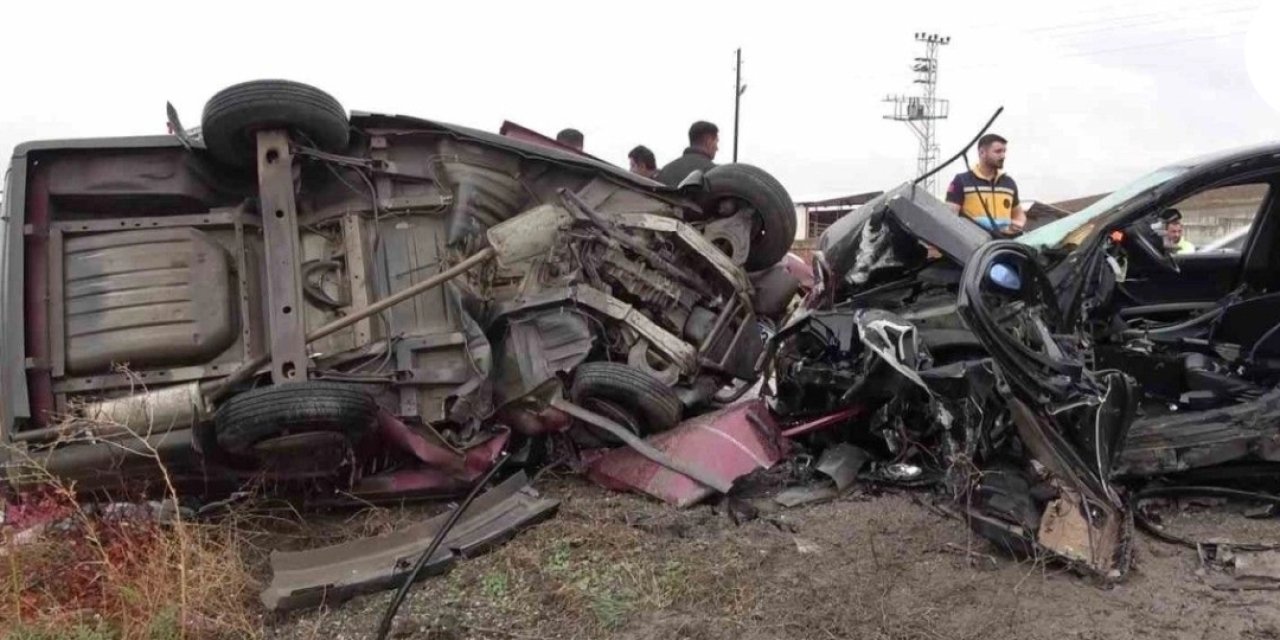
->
[201,79,349,168]
[213,381,378,455]
[703,164,797,271]
[570,362,683,435]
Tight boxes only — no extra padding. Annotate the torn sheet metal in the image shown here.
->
[1037,489,1125,575]
[347,411,511,501]
[854,309,932,393]
[1116,387,1280,477]
[1232,551,1280,586]
[587,399,787,508]
[817,192,922,289]
[774,485,839,508]
[771,309,934,419]
[260,471,558,611]
[880,185,988,265]
[816,183,987,290]
[816,443,872,492]
[492,310,595,406]
[1009,397,1132,579]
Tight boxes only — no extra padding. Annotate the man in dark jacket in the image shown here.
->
[656,121,719,186]
[627,145,659,179]
[556,128,584,151]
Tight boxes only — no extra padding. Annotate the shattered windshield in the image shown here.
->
[1019,166,1188,249]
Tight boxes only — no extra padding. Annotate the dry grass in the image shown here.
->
[274,476,1032,640]
[1,406,264,640]
[273,476,769,639]
[1,494,262,639]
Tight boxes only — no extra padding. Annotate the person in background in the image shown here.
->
[946,133,1027,236]
[627,145,658,179]
[1161,208,1196,254]
[556,128,584,151]
[655,121,719,187]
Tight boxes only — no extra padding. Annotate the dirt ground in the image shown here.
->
[257,473,1280,640]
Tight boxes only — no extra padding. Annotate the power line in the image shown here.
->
[947,28,1245,74]
[943,0,1254,34]
[1056,30,1244,59]
[1029,14,1251,43]
[1025,4,1255,34]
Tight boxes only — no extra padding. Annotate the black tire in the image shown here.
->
[570,362,683,435]
[703,164,797,271]
[201,79,349,168]
[214,381,378,455]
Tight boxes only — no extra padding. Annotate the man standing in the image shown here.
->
[556,128,584,151]
[946,134,1027,236]
[655,121,719,187]
[1161,209,1196,254]
[627,145,659,179]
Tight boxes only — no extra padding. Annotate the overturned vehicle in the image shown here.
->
[0,80,801,501]
[771,144,1280,579]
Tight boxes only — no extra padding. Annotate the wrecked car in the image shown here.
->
[0,79,800,502]
[770,143,1280,579]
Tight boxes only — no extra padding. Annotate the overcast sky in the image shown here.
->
[0,0,1273,203]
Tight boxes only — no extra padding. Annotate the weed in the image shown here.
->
[7,621,118,640]
[544,540,572,573]
[1,389,262,640]
[589,586,631,630]
[481,571,510,599]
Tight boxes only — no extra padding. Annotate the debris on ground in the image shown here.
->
[7,80,1280,634]
[261,471,559,611]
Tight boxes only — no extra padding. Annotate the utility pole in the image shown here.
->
[884,33,951,195]
[733,47,747,162]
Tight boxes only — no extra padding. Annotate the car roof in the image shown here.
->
[1158,142,1280,173]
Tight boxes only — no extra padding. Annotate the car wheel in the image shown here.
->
[213,381,378,456]
[201,79,349,168]
[570,362,683,441]
[702,164,797,271]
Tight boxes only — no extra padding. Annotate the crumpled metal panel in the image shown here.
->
[586,399,787,508]
[260,471,558,611]
[817,190,920,289]
[443,159,530,234]
[854,308,932,392]
[364,410,510,497]
[817,183,988,290]
[1116,387,1280,477]
[493,310,594,407]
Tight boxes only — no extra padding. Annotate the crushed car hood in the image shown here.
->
[816,182,990,289]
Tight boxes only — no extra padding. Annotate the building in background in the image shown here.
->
[1019,200,1071,231]
[1051,193,1110,214]
[1050,184,1263,246]
[790,191,883,264]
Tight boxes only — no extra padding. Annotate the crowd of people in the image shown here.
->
[549,123,1196,254]
[555,121,724,187]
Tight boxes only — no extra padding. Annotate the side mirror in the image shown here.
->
[988,261,1022,292]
